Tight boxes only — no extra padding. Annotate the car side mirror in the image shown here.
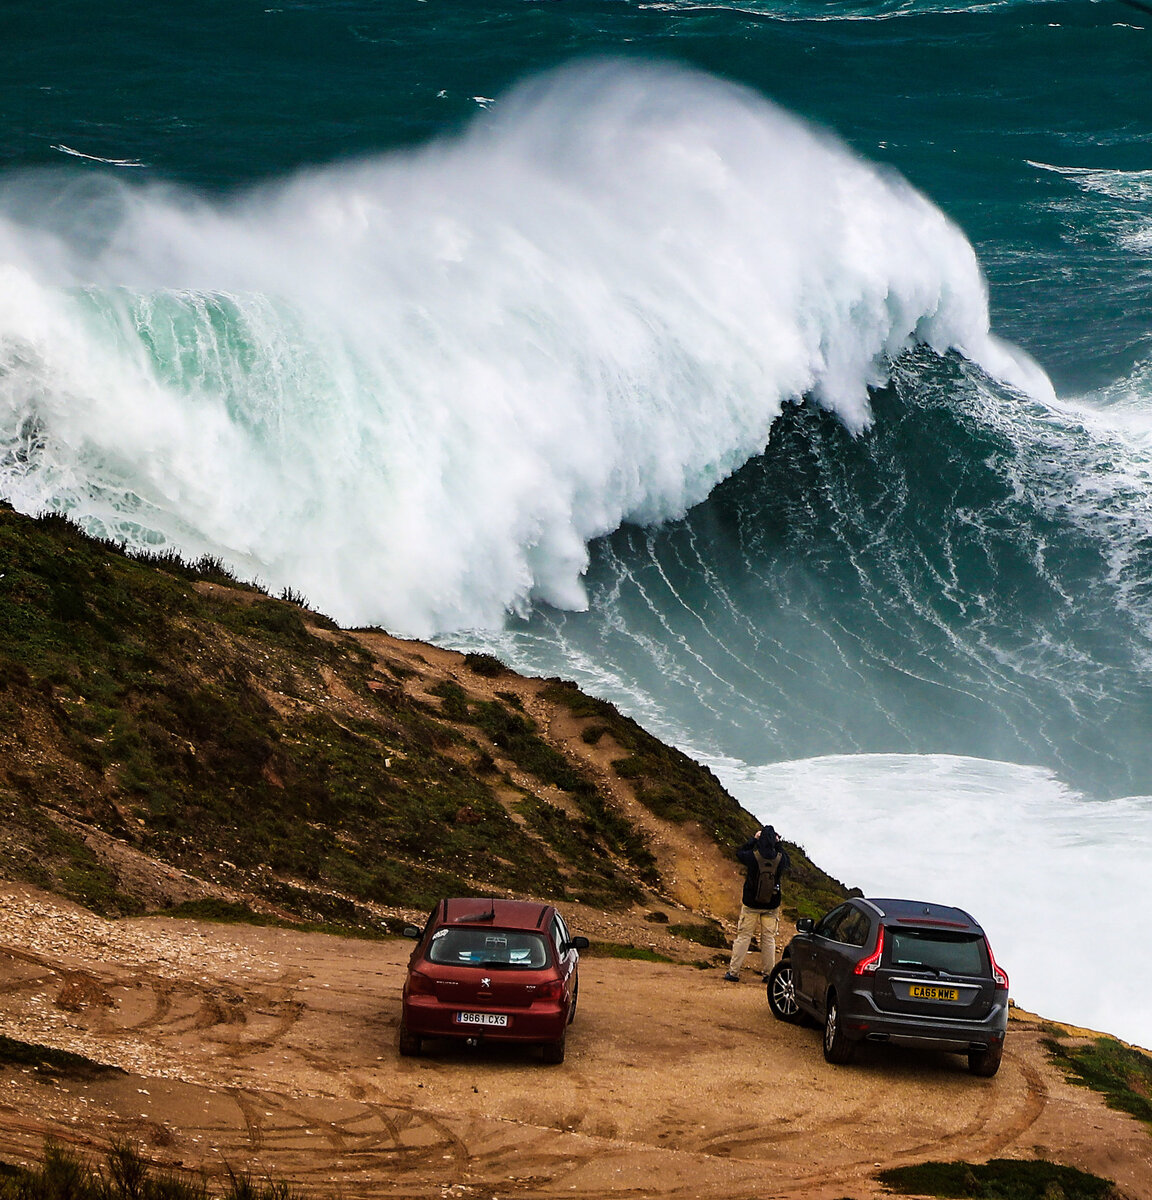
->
[565,936,590,951]
[402,925,421,939]
[796,917,815,934]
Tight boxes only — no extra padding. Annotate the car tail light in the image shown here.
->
[406,970,437,997]
[853,925,885,976]
[985,939,1009,991]
[535,979,565,1002]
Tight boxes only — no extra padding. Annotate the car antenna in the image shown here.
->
[458,898,497,922]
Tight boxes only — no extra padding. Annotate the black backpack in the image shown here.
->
[752,849,783,908]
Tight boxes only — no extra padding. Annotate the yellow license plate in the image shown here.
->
[910,984,959,1001]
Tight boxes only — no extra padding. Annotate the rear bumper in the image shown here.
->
[402,995,568,1043]
[840,990,1009,1053]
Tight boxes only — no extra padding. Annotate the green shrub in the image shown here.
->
[611,756,646,779]
[463,652,505,677]
[0,1141,303,1200]
[875,1158,1118,1199]
[430,680,471,721]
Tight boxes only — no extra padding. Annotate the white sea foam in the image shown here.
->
[0,59,1051,634]
[1029,160,1152,258]
[51,144,146,168]
[716,752,1152,1050]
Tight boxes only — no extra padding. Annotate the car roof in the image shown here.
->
[860,897,983,932]
[436,897,554,931]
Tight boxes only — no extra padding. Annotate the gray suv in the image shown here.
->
[766,897,1009,1076]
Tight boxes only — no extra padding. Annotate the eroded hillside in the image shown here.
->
[0,503,846,944]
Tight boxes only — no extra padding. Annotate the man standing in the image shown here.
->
[723,825,789,982]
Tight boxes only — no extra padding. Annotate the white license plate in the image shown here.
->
[455,1011,508,1027]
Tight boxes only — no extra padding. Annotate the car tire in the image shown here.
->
[968,1040,1003,1077]
[822,992,856,1064]
[766,960,803,1024]
[398,1021,422,1057]
[541,1030,566,1065]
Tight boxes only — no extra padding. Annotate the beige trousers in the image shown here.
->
[728,904,781,974]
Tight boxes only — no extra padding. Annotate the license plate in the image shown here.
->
[455,1011,508,1027]
[909,984,960,1002]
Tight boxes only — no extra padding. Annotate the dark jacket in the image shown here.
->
[736,828,790,911]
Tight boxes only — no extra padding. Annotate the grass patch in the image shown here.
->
[668,921,729,950]
[876,1158,1118,1199]
[1042,1033,1152,1129]
[472,697,588,791]
[0,1140,301,1200]
[580,941,676,964]
[161,897,397,941]
[158,899,297,927]
[0,794,143,917]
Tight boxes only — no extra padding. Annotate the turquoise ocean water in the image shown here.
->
[3,0,1152,1044]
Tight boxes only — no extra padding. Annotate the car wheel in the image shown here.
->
[541,1029,567,1065]
[398,1021,422,1057]
[968,1040,1003,1077]
[822,992,855,1064]
[766,960,803,1024]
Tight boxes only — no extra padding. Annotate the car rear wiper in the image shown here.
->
[896,960,941,975]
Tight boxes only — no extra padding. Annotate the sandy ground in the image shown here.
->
[1,884,1150,1200]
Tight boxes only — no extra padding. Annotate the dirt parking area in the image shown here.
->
[1,884,1150,1199]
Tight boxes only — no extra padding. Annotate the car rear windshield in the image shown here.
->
[887,928,988,976]
[427,928,550,969]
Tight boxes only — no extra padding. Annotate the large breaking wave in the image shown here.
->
[0,58,1049,634]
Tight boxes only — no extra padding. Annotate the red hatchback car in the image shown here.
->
[399,897,589,1063]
